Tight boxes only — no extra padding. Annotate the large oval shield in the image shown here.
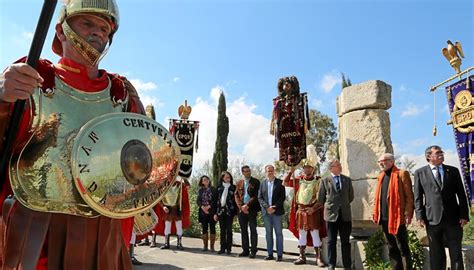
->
[71,112,180,218]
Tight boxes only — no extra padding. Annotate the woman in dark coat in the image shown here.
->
[214,171,238,255]
[196,175,218,251]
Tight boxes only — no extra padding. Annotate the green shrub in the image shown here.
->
[363,229,425,270]
[462,210,474,245]
[363,230,387,270]
[408,230,425,269]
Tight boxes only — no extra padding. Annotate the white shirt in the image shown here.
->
[429,164,444,184]
[267,179,275,205]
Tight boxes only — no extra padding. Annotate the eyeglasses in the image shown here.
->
[431,151,444,156]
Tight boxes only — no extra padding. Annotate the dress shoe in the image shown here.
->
[276,256,283,262]
[217,249,226,254]
[226,250,232,255]
[248,253,256,259]
[264,255,274,260]
[238,252,249,257]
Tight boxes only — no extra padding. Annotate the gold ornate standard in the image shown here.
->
[178,100,192,120]
[447,78,474,133]
[429,39,473,135]
[442,40,465,74]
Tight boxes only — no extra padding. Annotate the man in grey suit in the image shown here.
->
[414,145,470,270]
[318,159,354,270]
[258,164,286,262]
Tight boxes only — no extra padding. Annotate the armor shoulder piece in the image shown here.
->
[109,73,146,115]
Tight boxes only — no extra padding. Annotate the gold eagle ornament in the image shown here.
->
[442,40,465,74]
[178,100,192,120]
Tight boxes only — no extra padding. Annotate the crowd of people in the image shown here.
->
[138,158,349,269]
[136,146,470,270]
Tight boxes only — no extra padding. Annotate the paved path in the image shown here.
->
[133,235,328,270]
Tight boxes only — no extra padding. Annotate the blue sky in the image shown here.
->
[1,0,473,173]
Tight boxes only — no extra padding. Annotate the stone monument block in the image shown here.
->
[339,109,393,180]
[337,80,392,116]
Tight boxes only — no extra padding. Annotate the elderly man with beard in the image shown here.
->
[0,0,145,268]
[372,153,414,270]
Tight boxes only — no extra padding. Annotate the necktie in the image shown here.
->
[335,176,341,191]
[435,166,442,188]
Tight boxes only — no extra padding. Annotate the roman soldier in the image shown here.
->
[283,145,327,267]
[152,176,191,250]
[0,0,148,268]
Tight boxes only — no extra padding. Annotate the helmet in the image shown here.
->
[52,0,120,60]
[302,145,319,168]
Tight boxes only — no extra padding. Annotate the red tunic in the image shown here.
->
[0,57,144,269]
[284,173,327,247]
[153,183,191,235]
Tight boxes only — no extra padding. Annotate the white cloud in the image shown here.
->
[139,95,164,110]
[210,85,225,104]
[172,77,180,83]
[21,32,33,40]
[401,103,429,117]
[191,88,278,172]
[130,79,158,91]
[129,78,162,109]
[319,71,340,93]
[399,84,408,92]
[408,138,428,147]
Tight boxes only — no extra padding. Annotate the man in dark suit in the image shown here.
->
[414,145,470,270]
[318,159,354,270]
[258,164,286,262]
[235,165,261,258]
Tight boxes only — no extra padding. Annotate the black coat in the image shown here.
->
[216,184,238,217]
[257,178,286,216]
[197,186,218,223]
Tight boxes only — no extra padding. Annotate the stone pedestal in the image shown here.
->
[337,80,393,236]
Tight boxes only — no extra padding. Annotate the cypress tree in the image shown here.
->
[211,92,229,187]
[341,73,352,88]
[341,73,348,88]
